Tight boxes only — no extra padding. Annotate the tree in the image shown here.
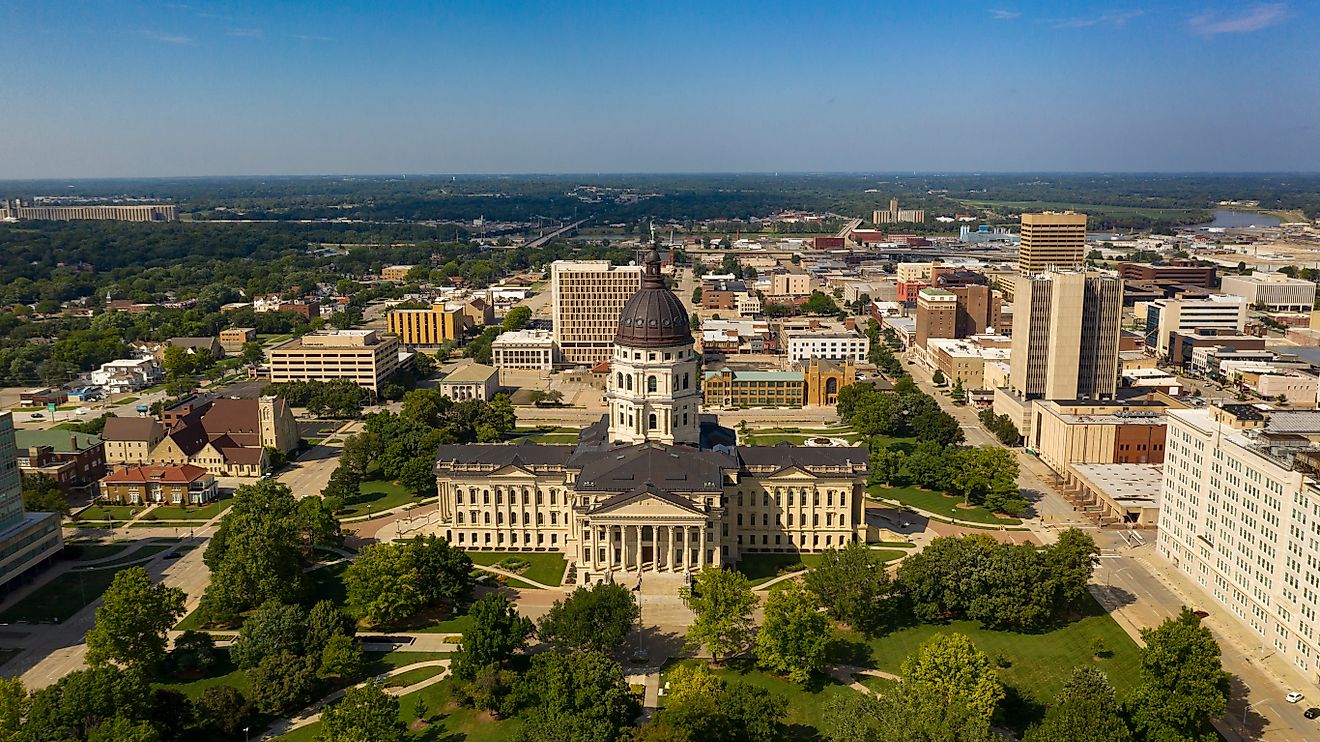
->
[501,305,532,331]
[1127,608,1230,741]
[644,666,788,742]
[1025,666,1131,742]
[537,582,640,654]
[0,677,28,742]
[344,535,474,626]
[85,566,186,674]
[168,630,219,677]
[804,542,895,633]
[22,665,154,742]
[318,683,405,742]
[199,480,310,624]
[510,650,641,742]
[192,686,252,740]
[755,581,828,683]
[931,369,946,385]
[901,633,1004,722]
[1046,528,1100,615]
[305,599,356,657]
[318,634,365,681]
[452,594,534,682]
[869,446,904,487]
[86,715,160,742]
[21,474,69,517]
[229,600,308,670]
[821,682,998,742]
[247,651,318,715]
[240,341,264,365]
[683,568,756,663]
[948,447,1021,513]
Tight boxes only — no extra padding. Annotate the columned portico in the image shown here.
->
[579,517,710,575]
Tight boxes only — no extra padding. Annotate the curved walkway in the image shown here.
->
[260,658,451,739]
[472,563,565,591]
[868,495,1025,530]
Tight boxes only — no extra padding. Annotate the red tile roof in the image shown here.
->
[102,464,210,485]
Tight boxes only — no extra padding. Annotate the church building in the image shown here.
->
[431,249,868,582]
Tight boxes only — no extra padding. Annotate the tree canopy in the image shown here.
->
[537,582,640,654]
[84,567,186,674]
[683,568,757,663]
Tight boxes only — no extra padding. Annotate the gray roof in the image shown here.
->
[737,442,869,471]
[573,442,734,492]
[1265,410,1320,434]
[441,363,498,384]
[433,438,573,470]
[101,416,163,442]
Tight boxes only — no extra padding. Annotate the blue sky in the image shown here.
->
[1,1,1316,177]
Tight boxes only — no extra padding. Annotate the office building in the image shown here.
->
[783,331,869,363]
[15,430,106,494]
[1030,399,1174,477]
[1119,260,1217,288]
[952,285,1003,338]
[926,336,1013,391]
[0,199,176,222]
[1221,272,1318,312]
[915,288,957,350]
[381,265,416,282]
[428,249,868,577]
[268,330,403,392]
[703,370,806,409]
[770,272,811,297]
[551,260,643,365]
[0,412,63,594]
[1160,403,1320,683]
[1018,212,1088,275]
[387,303,465,346]
[1145,295,1248,359]
[219,327,257,352]
[1009,271,1123,401]
[492,329,556,371]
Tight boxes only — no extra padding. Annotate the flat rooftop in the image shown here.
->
[1071,463,1164,507]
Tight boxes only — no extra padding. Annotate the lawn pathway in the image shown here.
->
[259,659,452,740]
[471,563,565,591]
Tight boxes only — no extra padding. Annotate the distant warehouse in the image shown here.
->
[0,199,177,222]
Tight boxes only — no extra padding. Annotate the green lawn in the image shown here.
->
[382,664,448,688]
[736,553,824,586]
[526,433,580,443]
[0,567,123,623]
[62,542,135,562]
[75,505,141,522]
[305,561,350,607]
[663,659,857,740]
[868,484,1022,526]
[115,396,140,405]
[467,552,567,586]
[744,434,814,445]
[338,479,416,518]
[737,550,907,587]
[151,498,233,521]
[843,596,1142,724]
[279,675,524,742]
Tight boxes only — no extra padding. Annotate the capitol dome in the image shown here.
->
[615,248,692,348]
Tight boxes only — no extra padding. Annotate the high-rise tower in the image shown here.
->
[606,249,701,445]
[1018,212,1088,275]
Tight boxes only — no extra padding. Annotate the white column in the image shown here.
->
[634,525,642,570]
[699,524,707,567]
[665,526,673,570]
[606,526,614,569]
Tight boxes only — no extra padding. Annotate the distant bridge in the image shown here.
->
[525,218,590,249]
[836,217,863,239]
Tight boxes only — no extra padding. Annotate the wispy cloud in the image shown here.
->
[141,30,194,45]
[227,27,263,38]
[989,9,1021,20]
[1189,3,1288,36]
[1051,9,1144,29]
[292,34,334,42]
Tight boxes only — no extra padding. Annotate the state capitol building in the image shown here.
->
[430,249,869,582]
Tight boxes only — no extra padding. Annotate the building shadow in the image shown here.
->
[1228,675,1271,740]
[1088,584,1137,610]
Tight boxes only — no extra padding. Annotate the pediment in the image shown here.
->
[487,464,538,478]
[759,465,818,480]
[590,488,704,517]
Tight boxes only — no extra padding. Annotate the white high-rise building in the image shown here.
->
[1145,294,1248,359]
[0,412,64,591]
[1161,403,1320,685]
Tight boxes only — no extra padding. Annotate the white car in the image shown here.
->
[1287,691,1305,704]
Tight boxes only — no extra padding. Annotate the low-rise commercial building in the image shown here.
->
[1119,260,1216,288]
[1065,463,1162,526]
[15,430,105,494]
[1030,398,1178,478]
[382,264,416,282]
[438,363,500,401]
[782,330,869,363]
[1221,272,1318,312]
[492,329,556,371]
[90,357,162,394]
[268,330,403,392]
[219,327,257,352]
[1145,294,1248,358]
[703,359,857,408]
[387,303,465,346]
[926,336,1012,390]
[771,273,811,296]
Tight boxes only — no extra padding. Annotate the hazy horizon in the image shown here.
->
[4,1,1317,179]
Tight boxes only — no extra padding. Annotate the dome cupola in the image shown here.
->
[615,248,691,348]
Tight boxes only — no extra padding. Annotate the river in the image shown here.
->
[1202,209,1281,229]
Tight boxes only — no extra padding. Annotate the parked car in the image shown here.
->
[1287,691,1305,704]
[1304,707,1320,720]
[29,412,43,418]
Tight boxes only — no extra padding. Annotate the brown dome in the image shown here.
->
[615,249,692,348]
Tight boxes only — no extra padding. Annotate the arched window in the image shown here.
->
[616,372,624,388]
[647,375,658,393]
[826,377,838,395]
[626,375,633,391]
[648,413,658,430]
